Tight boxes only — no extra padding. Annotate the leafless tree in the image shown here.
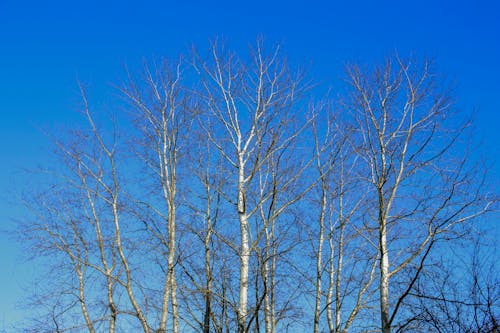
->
[17,42,497,333]
[346,56,495,333]
[21,94,152,332]
[193,40,313,332]
[311,105,378,333]
[21,59,193,332]
[118,58,195,333]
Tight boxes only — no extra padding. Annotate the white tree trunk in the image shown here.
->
[379,211,390,333]
[238,162,250,333]
[314,188,326,333]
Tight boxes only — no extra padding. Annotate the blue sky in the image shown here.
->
[0,0,499,329]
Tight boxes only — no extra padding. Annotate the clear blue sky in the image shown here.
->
[0,0,499,329]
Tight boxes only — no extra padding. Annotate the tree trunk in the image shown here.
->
[238,163,250,333]
[314,187,326,333]
[203,227,213,333]
[379,204,390,333]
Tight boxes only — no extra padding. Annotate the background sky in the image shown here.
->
[0,0,499,330]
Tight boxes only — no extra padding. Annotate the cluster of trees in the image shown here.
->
[20,42,497,333]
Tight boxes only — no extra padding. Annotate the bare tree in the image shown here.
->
[311,106,378,333]
[175,122,230,333]
[346,56,495,333]
[21,92,154,332]
[21,59,192,332]
[17,42,497,333]
[194,40,312,332]
[118,58,194,333]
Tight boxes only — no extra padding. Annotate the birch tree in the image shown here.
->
[21,91,152,332]
[194,41,311,332]
[118,59,193,333]
[17,42,497,333]
[312,107,378,333]
[346,56,495,333]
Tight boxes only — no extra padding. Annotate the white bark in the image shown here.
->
[379,200,390,333]
[237,157,250,332]
[313,180,326,333]
[345,57,492,332]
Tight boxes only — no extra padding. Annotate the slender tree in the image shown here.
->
[118,58,194,333]
[194,41,310,332]
[346,56,494,333]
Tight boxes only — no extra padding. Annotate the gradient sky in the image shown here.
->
[0,0,499,329]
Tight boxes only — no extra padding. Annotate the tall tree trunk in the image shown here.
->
[238,162,250,333]
[264,246,271,333]
[379,191,390,333]
[314,186,326,333]
[335,175,345,333]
